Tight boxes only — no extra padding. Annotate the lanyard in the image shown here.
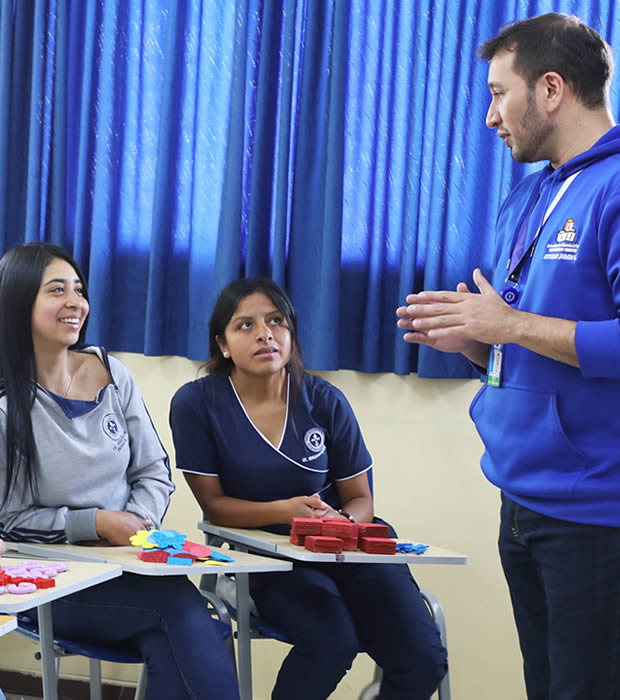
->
[501,169,582,304]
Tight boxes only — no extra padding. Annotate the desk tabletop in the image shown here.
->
[0,556,122,613]
[0,614,17,637]
[5,543,292,576]
[199,523,468,565]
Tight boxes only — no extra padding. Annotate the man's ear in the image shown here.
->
[539,71,565,113]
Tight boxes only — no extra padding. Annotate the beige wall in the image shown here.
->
[0,353,526,699]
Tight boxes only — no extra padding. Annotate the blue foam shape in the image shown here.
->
[209,551,234,562]
[166,555,192,566]
[148,529,186,550]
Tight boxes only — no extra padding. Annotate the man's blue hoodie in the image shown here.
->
[470,126,620,526]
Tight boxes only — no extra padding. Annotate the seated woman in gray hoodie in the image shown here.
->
[0,241,239,700]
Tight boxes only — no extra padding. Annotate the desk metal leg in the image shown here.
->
[37,603,58,700]
[235,573,252,700]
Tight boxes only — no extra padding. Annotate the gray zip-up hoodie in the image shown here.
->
[0,347,174,543]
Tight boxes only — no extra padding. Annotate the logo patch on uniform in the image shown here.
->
[556,218,577,242]
[304,428,325,453]
[102,413,122,440]
[543,218,579,262]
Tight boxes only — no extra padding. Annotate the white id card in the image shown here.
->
[487,344,503,387]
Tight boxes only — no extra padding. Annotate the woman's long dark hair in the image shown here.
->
[204,278,305,397]
[0,242,89,508]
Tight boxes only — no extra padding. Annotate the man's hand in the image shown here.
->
[397,268,517,346]
[398,268,579,368]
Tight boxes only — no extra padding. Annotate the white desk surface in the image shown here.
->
[5,542,292,575]
[199,523,468,565]
[0,614,17,637]
[0,556,122,613]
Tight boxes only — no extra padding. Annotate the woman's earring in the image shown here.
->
[223,351,230,358]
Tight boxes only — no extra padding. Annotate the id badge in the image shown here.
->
[487,344,503,387]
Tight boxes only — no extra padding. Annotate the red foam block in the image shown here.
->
[138,550,169,563]
[359,537,397,554]
[321,520,358,538]
[304,536,344,553]
[291,518,323,536]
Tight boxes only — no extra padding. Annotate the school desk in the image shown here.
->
[4,542,291,700]
[0,614,17,637]
[0,556,122,700]
[198,522,469,565]
[198,523,468,698]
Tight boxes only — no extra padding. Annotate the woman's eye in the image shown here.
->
[239,321,252,330]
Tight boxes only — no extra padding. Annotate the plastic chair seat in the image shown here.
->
[17,615,144,663]
[16,610,234,700]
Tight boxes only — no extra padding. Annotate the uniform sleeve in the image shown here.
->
[109,356,175,528]
[169,381,219,476]
[320,382,373,482]
[575,192,620,378]
[0,422,75,543]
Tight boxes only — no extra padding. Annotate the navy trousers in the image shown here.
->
[250,556,447,700]
[499,493,620,700]
[48,573,239,700]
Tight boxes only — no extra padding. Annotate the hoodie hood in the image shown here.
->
[554,124,620,180]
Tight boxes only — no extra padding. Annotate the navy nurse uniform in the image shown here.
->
[170,372,447,700]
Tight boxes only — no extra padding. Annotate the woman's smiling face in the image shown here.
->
[31,257,89,352]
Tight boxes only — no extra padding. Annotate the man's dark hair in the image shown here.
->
[478,13,613,109]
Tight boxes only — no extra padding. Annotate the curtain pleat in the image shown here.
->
[0,0,618,375]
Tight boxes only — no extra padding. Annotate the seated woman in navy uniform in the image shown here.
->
[170,277,447,700]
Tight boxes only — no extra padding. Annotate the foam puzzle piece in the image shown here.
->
[147,529,187,550]
[130,530,157,548]
[167,555,193,566]
[396,542,429,554]
[8,582,37,594]
[209,551,234,562]
[138,550,169,563]
[182,541,212,559]
[32,578,55,589]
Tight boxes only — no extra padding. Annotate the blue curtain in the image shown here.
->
[0,1,618,376]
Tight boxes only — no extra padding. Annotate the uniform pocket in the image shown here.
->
[470,383,586,499]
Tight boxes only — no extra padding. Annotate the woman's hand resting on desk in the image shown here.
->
[95,510,152,545]
[279,495,332,522]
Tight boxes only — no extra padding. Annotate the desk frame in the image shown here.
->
[199,522,468,699]
[0,557,122,700]
[4,543,290,700]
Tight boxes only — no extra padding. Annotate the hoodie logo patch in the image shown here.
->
[543,219,579,262]
[556,219,577,242]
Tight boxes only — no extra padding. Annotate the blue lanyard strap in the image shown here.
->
[505,170,582,286]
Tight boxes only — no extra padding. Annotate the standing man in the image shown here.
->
[397,13,620,700]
